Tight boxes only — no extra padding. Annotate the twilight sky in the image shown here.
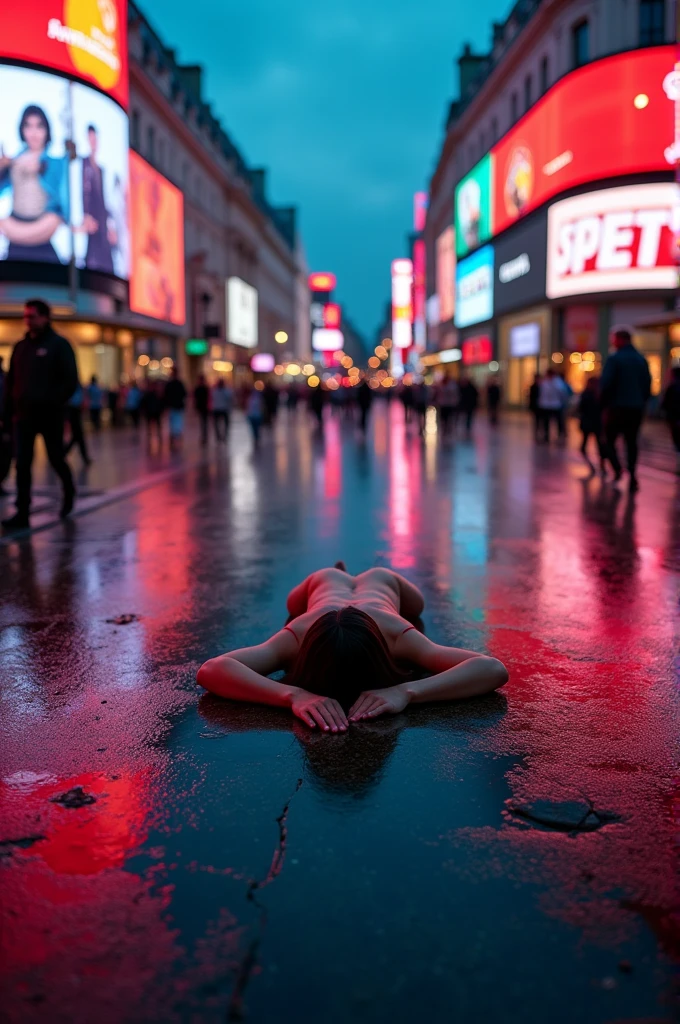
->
[140,0,510,339]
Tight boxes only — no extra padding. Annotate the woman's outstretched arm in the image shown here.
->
[349,631,507,721]
[197,630,348,732]
[286,575,312,618]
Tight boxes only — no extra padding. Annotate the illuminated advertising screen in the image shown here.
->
[509,322,540,357]
[0,65,129,276]
[546,183,679,299]
[436,226,455,322]
[312,328,343,352]
[492,46,674,236]
[129,151,185,325]
[227,277,258,347]
[462,336,493,365]
[454,154,492,258]
[455,245,494,328]
[1,0,129,110]
[494,210,547,314]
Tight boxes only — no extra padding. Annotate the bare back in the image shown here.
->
[284,567,420,655]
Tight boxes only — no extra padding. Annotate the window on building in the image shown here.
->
[639,0,665,44]
[130,109,140,150]
[524,74,532,112]
[540,56,549,94]
[510,91,518,123]
[147,125,155,164]
[572,20,589,67]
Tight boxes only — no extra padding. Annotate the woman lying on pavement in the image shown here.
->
[197,564,508,733]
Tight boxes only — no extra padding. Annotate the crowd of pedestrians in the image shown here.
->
[0,301,678,532]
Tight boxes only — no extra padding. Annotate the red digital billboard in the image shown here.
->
[492,46,674,236]
[462,336,493,365]
[1,0,129,111]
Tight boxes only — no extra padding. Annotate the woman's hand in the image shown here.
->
[290,690,348,732]
[349,685,409,722]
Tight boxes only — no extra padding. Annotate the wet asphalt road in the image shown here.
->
[1,403,679,1024]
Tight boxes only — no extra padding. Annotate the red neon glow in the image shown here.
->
[462,336,493,365]
[413,240,426,325]
[491,46,674,235]
[308,272,337,292]
[414,191,429,232]
[323,303,342,328]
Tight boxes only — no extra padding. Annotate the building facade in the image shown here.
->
[424,0,677,403]
[0,1,310,391]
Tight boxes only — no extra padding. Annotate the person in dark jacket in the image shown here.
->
[459,376,479,436]
[660,366,680,456]
[193,374,210,445]
[486,379,501,425]
[140,381,163,448]
[163,367,187,451]
[356,380,373,433]
[577,376,607,476]
[528,375,541,440]
[600,326,651,493]
[2,299,77,531]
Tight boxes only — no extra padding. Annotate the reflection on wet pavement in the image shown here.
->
[1,405,678,1022]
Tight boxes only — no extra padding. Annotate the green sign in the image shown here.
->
[454,153,493,259]
[185,338,209,356]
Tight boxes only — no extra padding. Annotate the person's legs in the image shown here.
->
[42,414,75,515]
[605,412,623,477]
[360,407,368,432]
[580,430,595,471]
[540,410,550,442]
[71,408,90,464]
[622,410,643,486]
[199,411,208,445]
[670,420,680,454]
[465,409,473,434]
[90,408,101,432]
[14,419,38,521]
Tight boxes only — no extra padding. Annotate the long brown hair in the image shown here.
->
[286,607,409,709]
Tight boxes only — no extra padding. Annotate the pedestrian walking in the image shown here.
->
[107,386,120,427]
[529,375,542,440]
[411,381,429,434]
[438,375,460,434]
[400,382,414,424]
[262,382,279,426]
[211,378,232,441]
[246,386,265,446]
[309,384,325,429]
[164,367,187,451]
[141,381,163,447]
[64,383,92,465]
[87,375,103,431]
[577,377,607,476]
[537,369,565,442]
[356,380,373,433]
[124,381,143,428]
[660,367,680,462]
[193,374,210,446]
[2,299,77,531]
[459,376,479,436]
[600,326,651,493]
[487,378,501,425]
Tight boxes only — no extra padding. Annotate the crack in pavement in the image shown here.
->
[227,778,303,1021]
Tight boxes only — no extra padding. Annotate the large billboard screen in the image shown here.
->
[455,244,494,328]
[0,65,129,277]
[546,183,679,299]
[493,46,674,236]
[129,151,185,324]
[227,277,258,347]
[1,0,129,110]
[436,226,455,322]
[494,210,547,314]
[454,154,492,259]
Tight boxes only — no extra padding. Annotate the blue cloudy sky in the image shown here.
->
[141,0,510,338]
